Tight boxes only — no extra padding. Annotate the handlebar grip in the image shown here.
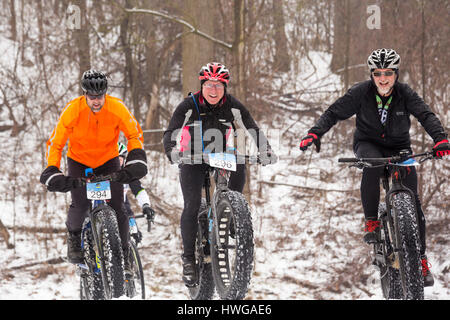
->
[338,158,359,163]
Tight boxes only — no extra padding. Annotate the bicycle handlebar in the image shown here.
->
[85,174,114,183]
[338,151,435,168]
[175,152,262,165]
[134,213,154,232]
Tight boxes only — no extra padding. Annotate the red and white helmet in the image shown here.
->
[199,62,230,85]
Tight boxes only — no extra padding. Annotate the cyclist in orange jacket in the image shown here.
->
[40,70,147,266]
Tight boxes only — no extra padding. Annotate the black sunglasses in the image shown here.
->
[372,71,395,77]
[86,93,105,100]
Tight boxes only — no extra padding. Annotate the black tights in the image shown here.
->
[355,141,426,254]
[179,163,246,257]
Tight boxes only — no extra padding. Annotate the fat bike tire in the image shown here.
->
[391,192,424,300]
[125,240,145,299]
[211,191,254,300]
[95,206,125,299]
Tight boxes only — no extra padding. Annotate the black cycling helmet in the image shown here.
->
[81,70,108,95]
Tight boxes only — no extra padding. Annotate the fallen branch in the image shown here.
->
[8,256,65,271]
[4,225,66,234]
[257,180,358,193]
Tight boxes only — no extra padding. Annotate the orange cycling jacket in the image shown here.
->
[46,94,144,169]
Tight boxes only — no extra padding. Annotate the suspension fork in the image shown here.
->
[211,168,232,250]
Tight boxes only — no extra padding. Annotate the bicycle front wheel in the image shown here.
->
[94,205,125,299]
[211,191,254,300]
[391,192,424,300]
[125,241,145,299]
[188,199,215,300]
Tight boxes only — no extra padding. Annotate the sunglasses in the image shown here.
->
[86,93,105,100]
[203,83,225,90]
[372,71,395,77]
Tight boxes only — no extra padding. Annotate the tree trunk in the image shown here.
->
[120,0,140,121]
[181,0,215,96]
[73,0,91,95]
[272,0,290,72]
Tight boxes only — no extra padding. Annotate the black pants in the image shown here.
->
[355,141,426,254]
[179,163,246,257]
[67,157,129,250]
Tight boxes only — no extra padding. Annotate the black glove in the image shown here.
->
[433,139,450,158]
[112,148,148,183]
[299,133,321,152]
[142,204,155,221]
[40,166,85,193]
[258,149,278,165]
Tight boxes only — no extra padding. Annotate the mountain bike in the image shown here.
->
[125,211,154,299]
[78,169,125,300]
[338,150,436,300]
[177,152,264,300]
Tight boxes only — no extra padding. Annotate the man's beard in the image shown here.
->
[376,84,393,96]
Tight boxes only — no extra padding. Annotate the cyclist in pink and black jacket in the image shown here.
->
[163,62,277,287]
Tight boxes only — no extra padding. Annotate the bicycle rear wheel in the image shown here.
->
[391,192,424,300]
[125,241,145,299]
[188,199,215,300]
[211,191,254,300]
[94,205,125,299]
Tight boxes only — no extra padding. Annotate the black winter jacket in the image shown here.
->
[163,91,271,160]
[309,80,447,151]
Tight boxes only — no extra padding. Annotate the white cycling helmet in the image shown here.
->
[367,48,401,71]
[118,142,128,158]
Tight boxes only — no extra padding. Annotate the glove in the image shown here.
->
[40,166,85,193]
[112,148,148,183]
[258,150,278,165]
[433,139,450,158]
[142,204,155,221]
[299,133,321,152]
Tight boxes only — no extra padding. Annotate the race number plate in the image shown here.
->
[86,181,112,200]
[208,153,237,172]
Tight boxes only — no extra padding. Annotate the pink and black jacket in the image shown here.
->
[163,91,271,162]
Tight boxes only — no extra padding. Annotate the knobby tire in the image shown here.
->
[211,191,254,300]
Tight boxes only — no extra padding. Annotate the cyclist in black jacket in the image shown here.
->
[163,62,277,286]
[299,49,449,287]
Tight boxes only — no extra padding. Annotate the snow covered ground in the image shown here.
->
[1,148,448,301]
